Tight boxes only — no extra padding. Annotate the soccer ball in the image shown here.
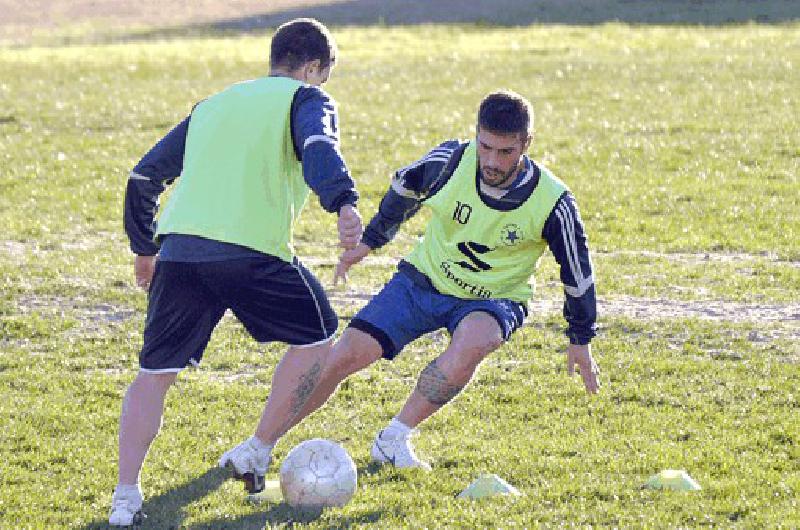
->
[279,438,358,511]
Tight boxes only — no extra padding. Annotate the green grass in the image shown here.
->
[1,21,799,528]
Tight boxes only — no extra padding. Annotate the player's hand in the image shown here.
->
[337,204,363,250]
[333,243,370,286]
[566,343,600,394]
[134,255,156,291]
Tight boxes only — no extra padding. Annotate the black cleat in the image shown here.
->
[224,463,265,493]
[242,471,265,494]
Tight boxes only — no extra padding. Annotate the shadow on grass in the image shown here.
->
[80,467,228,529]
[189,463,389,528]
[19,0,800,47]
[190,504,385,529]
[359,461,430,486]
[80,466,386,528]
[120,0,800,43]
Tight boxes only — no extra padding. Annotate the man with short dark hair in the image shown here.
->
[110,18,361,526]
[234,90,599,479]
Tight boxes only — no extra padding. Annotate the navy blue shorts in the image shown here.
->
[349,271,527,360]
[139,257,338,372]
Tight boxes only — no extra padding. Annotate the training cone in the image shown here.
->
[644,470,702,491]
[457,473,521,500]
[246,479,282,504]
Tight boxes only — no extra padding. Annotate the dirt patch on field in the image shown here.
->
[15,294,135,317]
[0,232,123,261]
[304,249,800,269]
[1,240,27,257]
[593,297,800,326]
[6,249,799,344]
[603,250,800,269]
[329,289,800,328]
[9,295,137,343]
[327,287,800,343]
[12,287,799,335]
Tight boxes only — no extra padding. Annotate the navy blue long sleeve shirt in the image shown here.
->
[362,140,597,345]
[123,81,358,258]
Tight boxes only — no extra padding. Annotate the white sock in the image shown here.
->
[384,417,412,438]
[248,435,274,455]
[114,483,142,501]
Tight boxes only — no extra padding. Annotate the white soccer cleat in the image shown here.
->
[218,437,272,493]
[108,490,144,527]
[370,429,432,471]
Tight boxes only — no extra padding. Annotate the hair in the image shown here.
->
[477,90,533,138]
[270,18,337,71]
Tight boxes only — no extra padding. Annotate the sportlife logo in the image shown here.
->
[439,240,495,299]
[440,261,492,299]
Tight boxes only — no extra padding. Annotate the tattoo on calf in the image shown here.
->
[416,359,464,406]
[289,360,322,417]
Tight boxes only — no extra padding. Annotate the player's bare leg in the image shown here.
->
[258,342,328,438]
[274,328,382,438]
[221,340,347,492]
[111,371,177,526]
[220,329,382,492]
[372,312,503,469]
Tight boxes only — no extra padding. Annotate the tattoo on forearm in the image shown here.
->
[416,359,464,406]
[289,360,322,417]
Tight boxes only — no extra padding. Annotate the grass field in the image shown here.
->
[1,10,799,529]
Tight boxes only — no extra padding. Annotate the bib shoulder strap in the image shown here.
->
[422,142,469,201]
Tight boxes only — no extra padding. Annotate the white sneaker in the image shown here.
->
[108,489,144,527]
[371,429,431,470]
[218,436,272,492]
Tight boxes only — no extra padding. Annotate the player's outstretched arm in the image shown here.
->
[333,242,371,285]
[566,343,600,394]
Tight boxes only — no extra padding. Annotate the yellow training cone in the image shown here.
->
[644,470,702,491]
[457,473,521,500]
[246,479,283,503]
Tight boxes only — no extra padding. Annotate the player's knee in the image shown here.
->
[450,344,498,383]
[326,351,362,381]
[446,363,476,386]
[132,370,177,391]
[483,334,504,354]
[453,314,504,359]
[461,334,503,364]
[328,337,376,379]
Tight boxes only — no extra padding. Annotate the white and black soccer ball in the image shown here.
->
[279,438,357,511]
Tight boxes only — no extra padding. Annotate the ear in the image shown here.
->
[522,133,532,151]
[305,59,322,77]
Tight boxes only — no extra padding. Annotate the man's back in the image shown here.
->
[156,76,306,261]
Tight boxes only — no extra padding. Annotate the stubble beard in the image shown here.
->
[480,165,517,188]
